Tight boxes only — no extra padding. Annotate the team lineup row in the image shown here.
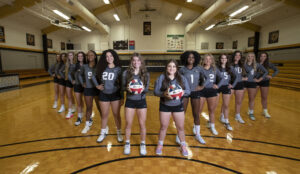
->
[48,49,279,157]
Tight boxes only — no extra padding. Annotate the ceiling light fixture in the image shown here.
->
[229,6,249,17]
[53,10,70,20]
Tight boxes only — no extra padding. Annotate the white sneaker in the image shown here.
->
[81,124,90,134]
[175,135,180,145]
[263,111,271,118]
[74,117,82,126]
[65,111,74,119]
[58,105,65,113]
[52,102,57,109]
[220,115,225,123]
[117,130,123,143]
[88,119,93,127]
[195,134,206,144]
[124,142,130,155]
[210,127,218,135]
[97,129,107,143]
[140,143,147,156]
[235,114,245,124]
[224,123,233,131]
[192,126,196,135]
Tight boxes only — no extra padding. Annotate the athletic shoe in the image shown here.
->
[220,115,226,123]
[263,111,271,118]
[52,102,57,109]
[65,111,74,119]
[140,143,147,156]
[81,124,90,134]
[235,114,245,124]
[224,123,233,131]
[156,144,163,155]
[249,113,256,121]
[210,127,218,135]
[74,117,82,126]
[97,129,107,143]
[175,135,180,145]
[124,142,130,155]
[195,134,206,144]
[58,105,65,113]
[88,119,93,127]
[180,144,189,157]
[117,130,123,143]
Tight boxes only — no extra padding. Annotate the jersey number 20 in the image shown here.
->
[103,72,114,80]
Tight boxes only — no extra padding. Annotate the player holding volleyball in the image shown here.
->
[122,53,150,156]
[154,59,190,157]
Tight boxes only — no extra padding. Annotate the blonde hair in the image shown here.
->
[65,52,76,80]
[245,52,257,72]
[126,52,148,85]
[201,54,216,72]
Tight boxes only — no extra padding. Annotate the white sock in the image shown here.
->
[85,121,89,125]
[61,104,65,108]
[263,109,268,113]
[54,101,57,104]
[195,125,200,135]
[210,123,215,128]
[220,113,224,117]
[141,141,145,144]
[78,113,83,118]
[125,140,130,144]
[158,140,164,145]
[180,141,186,146]
[236,113,240,117]
[101,129,106,134]
[249,109,254,114]
[225,119,229,124]
[68,108,72,112]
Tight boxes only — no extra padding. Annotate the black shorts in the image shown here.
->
[244,81,257,88]
[125,99,147,109]
[199,88,218,98]
[99,91,121,102]
[58,79,66,86]
[184,91,201,99]
[66,80,74,88]
[83,88,99,96]
[233,81,244,90]
[53,77,59,83]
[257,80,270,87]
[159,103,184,112]
[218,85,231,94]
[74,84,84,93]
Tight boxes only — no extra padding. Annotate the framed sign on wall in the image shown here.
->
[26,33,35,46]
[0,26,5,43]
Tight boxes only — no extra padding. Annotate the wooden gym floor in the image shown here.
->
[0,72,299,174]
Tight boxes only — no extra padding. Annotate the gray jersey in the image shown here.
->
[245,63,268,82]
[202,67,224,88]
[58,64,66,79]
[48,64,55,76]
[101,67,122,94]
[231,64,243,88]
[78,64,99,88]
[69,64,83,85]
[179,66,203,91]
[154,74,190,106]
[218,67,231,86]
[259,62,279,81]
[122,70,150,100]
[54,63,62,76]
[67,64,76,82]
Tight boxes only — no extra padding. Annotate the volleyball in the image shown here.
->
[168,84,183,100]
[128,79,144,94]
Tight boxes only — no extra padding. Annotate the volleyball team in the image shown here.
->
[48,49,278,157]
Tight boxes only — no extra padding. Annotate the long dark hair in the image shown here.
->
[126,52,148,85]
[160,59,185,91]
[231,50,243,68]
[86,50,98,65]
[218,54,235,84]
[180,51,201,67]
[259,52,269,70]
[96,49,121,82]
[56,53,61,63]
[75,51,87,71]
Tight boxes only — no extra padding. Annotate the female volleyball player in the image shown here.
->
[177,51,205,144]
[48,53,61,109]
[57,53,67,113]
[231,51,247,124]
[200,54,224,135]
[95,49,123,143]
[69,52,87,126]
[217,54,234,130]
[257,52,279,118]
[78,50,101,134]
[154,59,190,157]
[244,52,268,121]
[122,53,150,155]
[65,52,76,119]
